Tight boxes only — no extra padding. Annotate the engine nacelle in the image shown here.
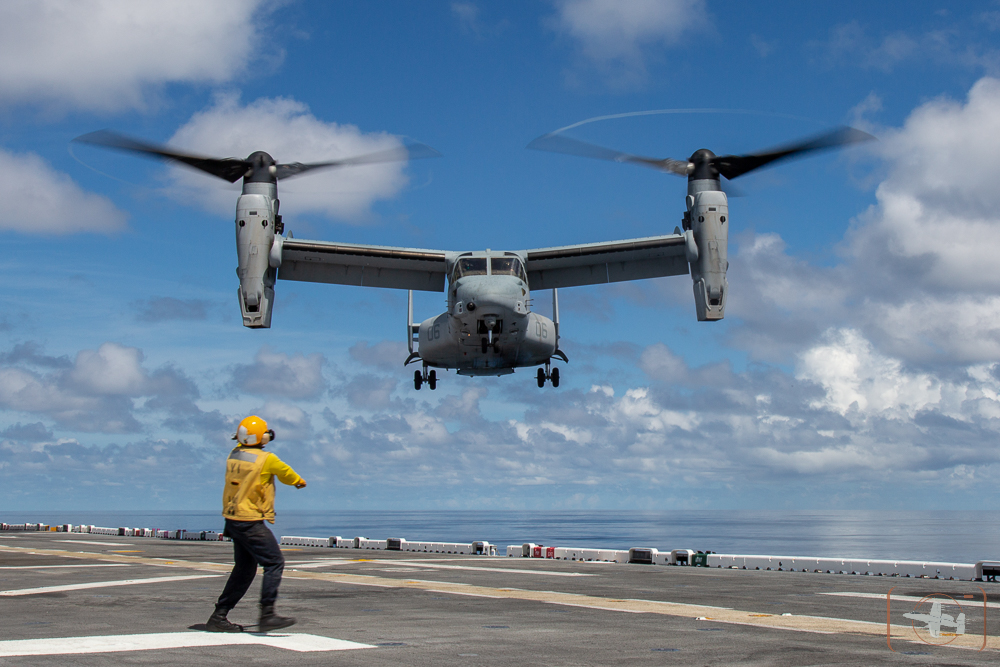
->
[235,189,277,328]
[686,186,729,321]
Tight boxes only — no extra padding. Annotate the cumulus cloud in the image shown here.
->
[0,342,201,433]
[550,0,708,85]
[0,437,219,508]
[348,340,408,372]
[0,0,268,111]
[342,374,399,410]
[718,78,1000,366]
[0,148,127,235]
[841,77,1000,363]
[797,329,942,418]
[166,95,416,221]
[230,347,328,399]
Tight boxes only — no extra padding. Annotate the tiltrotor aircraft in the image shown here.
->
[76,124,872,390]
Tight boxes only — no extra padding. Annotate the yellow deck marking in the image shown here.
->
[0,544,994,651]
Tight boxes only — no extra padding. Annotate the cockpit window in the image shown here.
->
[455,257,487,278]
[490,257,526,281]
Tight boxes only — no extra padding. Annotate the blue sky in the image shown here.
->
[3,0,1000,512]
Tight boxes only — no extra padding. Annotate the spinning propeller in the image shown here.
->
[527,125,874,181]
[73,130,441,184]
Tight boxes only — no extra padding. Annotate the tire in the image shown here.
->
[428,370,437,390]
[551,367,560,388]
[481,338,488,354]
[537,368,546,388]
[414,370,422,390]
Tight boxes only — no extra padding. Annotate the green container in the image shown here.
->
[691,553,709,567]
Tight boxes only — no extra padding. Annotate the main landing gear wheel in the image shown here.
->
[415,367,437,391]
[536,363,562,388]
[481,338,488,354]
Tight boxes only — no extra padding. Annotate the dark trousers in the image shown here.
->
[216,519,285,610]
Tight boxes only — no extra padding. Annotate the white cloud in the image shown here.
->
[551,0,707,83]
[796,329,942,418]
[720,78,1000,366]
[230,347,328,399]
[842,77,1000,362]
[0,342,200,433]
[70,344,149,396]
[0,148,126,234]
[166,95,414,221]
[0,0,267,111]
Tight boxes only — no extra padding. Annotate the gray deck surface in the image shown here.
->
[0,531,997,665]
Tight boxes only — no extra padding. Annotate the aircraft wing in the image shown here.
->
[278,238,447,292]
[523,233,688,290]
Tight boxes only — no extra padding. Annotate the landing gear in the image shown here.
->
[414,366,438,391]
[536,362,561,388]
[481,338,488,354]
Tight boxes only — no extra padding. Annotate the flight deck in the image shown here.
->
[1,529,998,665]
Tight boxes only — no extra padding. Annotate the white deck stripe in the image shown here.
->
[53,540,134,546]
[289,559,592,577]
[820,591,999,609]
[0,574,220,596]
[0,564,132,570]
[0,632,374,657]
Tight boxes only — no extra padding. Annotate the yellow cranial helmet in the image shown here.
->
[234,415,274,446]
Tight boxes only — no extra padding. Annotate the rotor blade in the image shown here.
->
[527,132,692,177]
[274,141,442,180]
[712,126,875,180]
[73,130,250,183]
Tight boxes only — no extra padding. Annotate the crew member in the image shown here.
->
[206,415,307,633]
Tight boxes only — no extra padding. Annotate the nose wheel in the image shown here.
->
[536,362,560,388]
[482,336,500,355]
[414,367,437,390]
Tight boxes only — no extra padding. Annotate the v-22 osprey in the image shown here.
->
[75,125,872,390]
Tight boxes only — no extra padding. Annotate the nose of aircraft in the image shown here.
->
[459,277,523,315]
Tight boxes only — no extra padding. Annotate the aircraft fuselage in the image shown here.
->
[415,252,557,376]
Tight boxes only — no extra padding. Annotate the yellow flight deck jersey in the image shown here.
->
[222,446,303,523]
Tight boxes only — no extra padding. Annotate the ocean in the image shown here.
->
[7,510,998,564]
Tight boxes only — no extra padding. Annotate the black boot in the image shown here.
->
[258,604,296,632]
[205,606,243,633]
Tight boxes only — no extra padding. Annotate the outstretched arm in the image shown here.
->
[262,453,307,488]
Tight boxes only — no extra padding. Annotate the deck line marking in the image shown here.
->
[0,564,132,570]
[290,559,592,577]
[0,632,374,657]
[821,591,1000,609]
[0,574,220,596]
[0,544,995,651]
[54,540,133,546]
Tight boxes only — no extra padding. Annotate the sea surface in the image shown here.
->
[8,510,998,564]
